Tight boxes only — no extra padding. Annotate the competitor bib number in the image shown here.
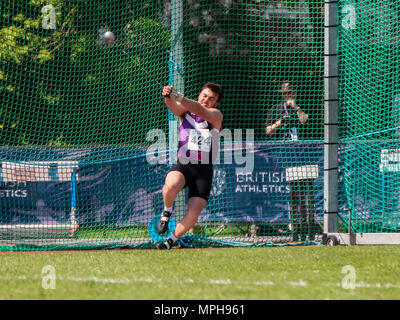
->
[188,129,212,152]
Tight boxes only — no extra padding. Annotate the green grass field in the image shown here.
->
[1,245,400,300]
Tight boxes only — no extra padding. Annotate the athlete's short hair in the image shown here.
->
[202,83,223,102]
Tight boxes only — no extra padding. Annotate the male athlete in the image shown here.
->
[156,83,223,249]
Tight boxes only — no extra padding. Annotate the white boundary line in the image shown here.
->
[1,275,400,289]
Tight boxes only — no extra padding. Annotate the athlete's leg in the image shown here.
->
[156,197,207,250]
[157,164,211,249]
[172,196,207,239]
[157,170,186,235]
[162,170,186,207]
[171,164,212,238]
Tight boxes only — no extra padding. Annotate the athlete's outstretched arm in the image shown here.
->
[180,98,222,131]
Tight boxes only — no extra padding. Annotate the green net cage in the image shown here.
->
[0,0,351,251]
[338,0,400,235]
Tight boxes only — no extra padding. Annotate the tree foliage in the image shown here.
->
[0,0,324,146]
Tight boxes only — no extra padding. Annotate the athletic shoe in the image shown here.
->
[157,211,171,234]
[156,238,174,250]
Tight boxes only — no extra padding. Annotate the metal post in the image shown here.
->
[70,170,77,227]
[323,0,339,243]
[169,0,186,220]
[168,0,184,165]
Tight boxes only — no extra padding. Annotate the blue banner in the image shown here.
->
[0,143,324,226]
[202,142,324,223]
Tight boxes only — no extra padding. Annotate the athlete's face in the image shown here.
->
[198,88,219,109]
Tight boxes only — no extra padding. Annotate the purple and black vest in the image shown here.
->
[177,111,219,164]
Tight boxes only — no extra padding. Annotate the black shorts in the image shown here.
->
[169,162,213,201]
